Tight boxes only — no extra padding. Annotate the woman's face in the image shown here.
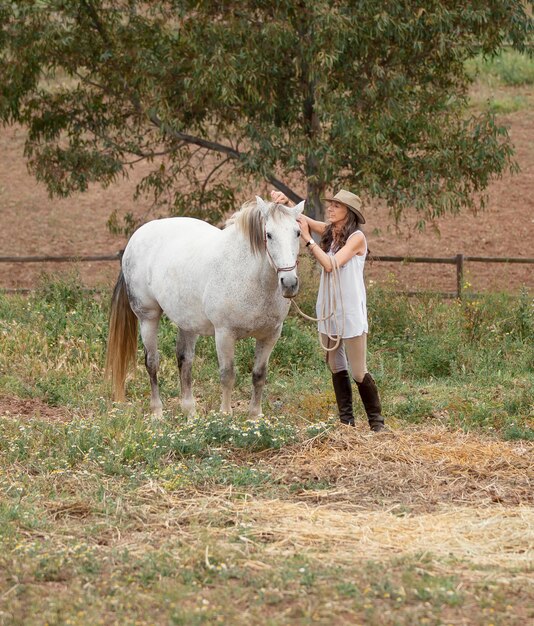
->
[326,201,349,227]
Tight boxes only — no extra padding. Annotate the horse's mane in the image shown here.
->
[225,200,292,256]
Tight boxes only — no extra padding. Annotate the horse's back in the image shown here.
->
[122,218,221,331]
[126,217,218,250]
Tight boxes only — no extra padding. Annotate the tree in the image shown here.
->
[0,1,532,225]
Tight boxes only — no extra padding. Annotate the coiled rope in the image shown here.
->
[290,255,345,352]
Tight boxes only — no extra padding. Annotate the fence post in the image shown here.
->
[456,254,464,299]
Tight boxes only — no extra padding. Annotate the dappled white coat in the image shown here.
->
[122,215,299,339]
[115,197,304,417]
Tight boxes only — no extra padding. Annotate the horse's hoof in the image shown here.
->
[151,406,163,419]
[181,399,196,417]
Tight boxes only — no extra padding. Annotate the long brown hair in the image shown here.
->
[320,209,364,253]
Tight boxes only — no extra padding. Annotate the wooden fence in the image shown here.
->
[1,252,533,298]
[372,253,534,298]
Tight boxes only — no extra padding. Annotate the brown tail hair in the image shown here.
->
[105,272,138,401]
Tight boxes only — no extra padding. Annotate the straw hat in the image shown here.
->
[323,190,365,223]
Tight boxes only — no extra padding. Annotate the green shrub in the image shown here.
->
[488,95,529,114]
[407,335,460,378]
[368,285,413,341]
[503,425,534,441]
[2,276,533,439]
[394,394,435,423]
[466,51,534,86]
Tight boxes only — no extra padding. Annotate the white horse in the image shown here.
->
[105,196,304,417]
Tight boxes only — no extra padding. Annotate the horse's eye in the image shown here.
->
[296,231,301,238]
[266,233,272,239]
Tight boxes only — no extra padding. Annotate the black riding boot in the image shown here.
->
[332,370,355,426]
[356,373,385,432]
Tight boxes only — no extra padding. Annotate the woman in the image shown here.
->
[271,189,385,432]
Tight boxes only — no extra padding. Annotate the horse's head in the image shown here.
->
[256,196,305,298]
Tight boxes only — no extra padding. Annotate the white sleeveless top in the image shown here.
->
[316,231,368,338]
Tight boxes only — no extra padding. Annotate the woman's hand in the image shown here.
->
[270,190,293,206]
[297,215,311,242]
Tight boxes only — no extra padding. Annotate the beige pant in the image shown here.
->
[321,333,368,382]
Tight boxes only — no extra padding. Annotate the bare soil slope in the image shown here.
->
[1,111,533,292]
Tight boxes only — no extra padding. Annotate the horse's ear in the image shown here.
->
[255,195,270,218]
[292,200,305,217]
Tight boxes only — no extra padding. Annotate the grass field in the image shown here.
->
[0,270,533,625]
[1,48,533,626]
[467,50,534,113]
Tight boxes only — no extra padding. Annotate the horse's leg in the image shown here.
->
[176,329,198,416]
[249,330,281,417]
[214,328,236,414]
[139,313,163,417]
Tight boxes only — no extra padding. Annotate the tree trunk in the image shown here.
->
[302,67,324,221]
[306,170,324,222]
[303,101,324,221]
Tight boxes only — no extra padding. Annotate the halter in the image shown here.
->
[263,226,299,273]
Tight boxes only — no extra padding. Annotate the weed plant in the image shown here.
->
[466,50,534,113]
[1,275,533,446]
[366,285,533,437]
[466,50,534,87]
[1,276,532,624]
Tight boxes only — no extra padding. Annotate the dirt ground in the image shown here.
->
[1,109,533,293]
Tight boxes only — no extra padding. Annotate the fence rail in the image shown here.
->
[1,252,533,298]
[0,253,122,263]
[372,254,534,298]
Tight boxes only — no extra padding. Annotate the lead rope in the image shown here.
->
[290,254,345,352]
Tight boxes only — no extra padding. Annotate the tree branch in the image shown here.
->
[201,156,231,196]
[149,112,303,202]
[148,111,241,158]
[91,125,182,162]
[77,8,303,205]
[120,149,176,166]
[80,0,112,47]
[266,175,304,203]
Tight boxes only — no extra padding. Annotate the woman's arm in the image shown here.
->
[299,217,366,272]
[305,216,327,236]
[331,232,366,269]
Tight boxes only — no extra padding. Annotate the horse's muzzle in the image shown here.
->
[280,274,299,298]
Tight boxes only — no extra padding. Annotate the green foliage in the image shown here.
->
[0,384,301,475]
[190,412,297,451]
[364,286,534,436]
[0,1,532,222]
[466,50,534,86]
[32,273,109,346]
[0,274,109,407]
[1,276,533,439]
[394,394,436,424]
[368,286,534,378]
[1,277,533,625]
[504,424,534,441]
[271,316,324,375]
[487,95,530,114]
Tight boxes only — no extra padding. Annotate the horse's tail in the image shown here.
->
[105,272,138,401]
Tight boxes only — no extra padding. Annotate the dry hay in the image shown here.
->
[125,425,533,575]
[128,484,534,580]
[126,425,531,579]
[264,424,534,510]
[7,421,531,587]
[230,501,533,573]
